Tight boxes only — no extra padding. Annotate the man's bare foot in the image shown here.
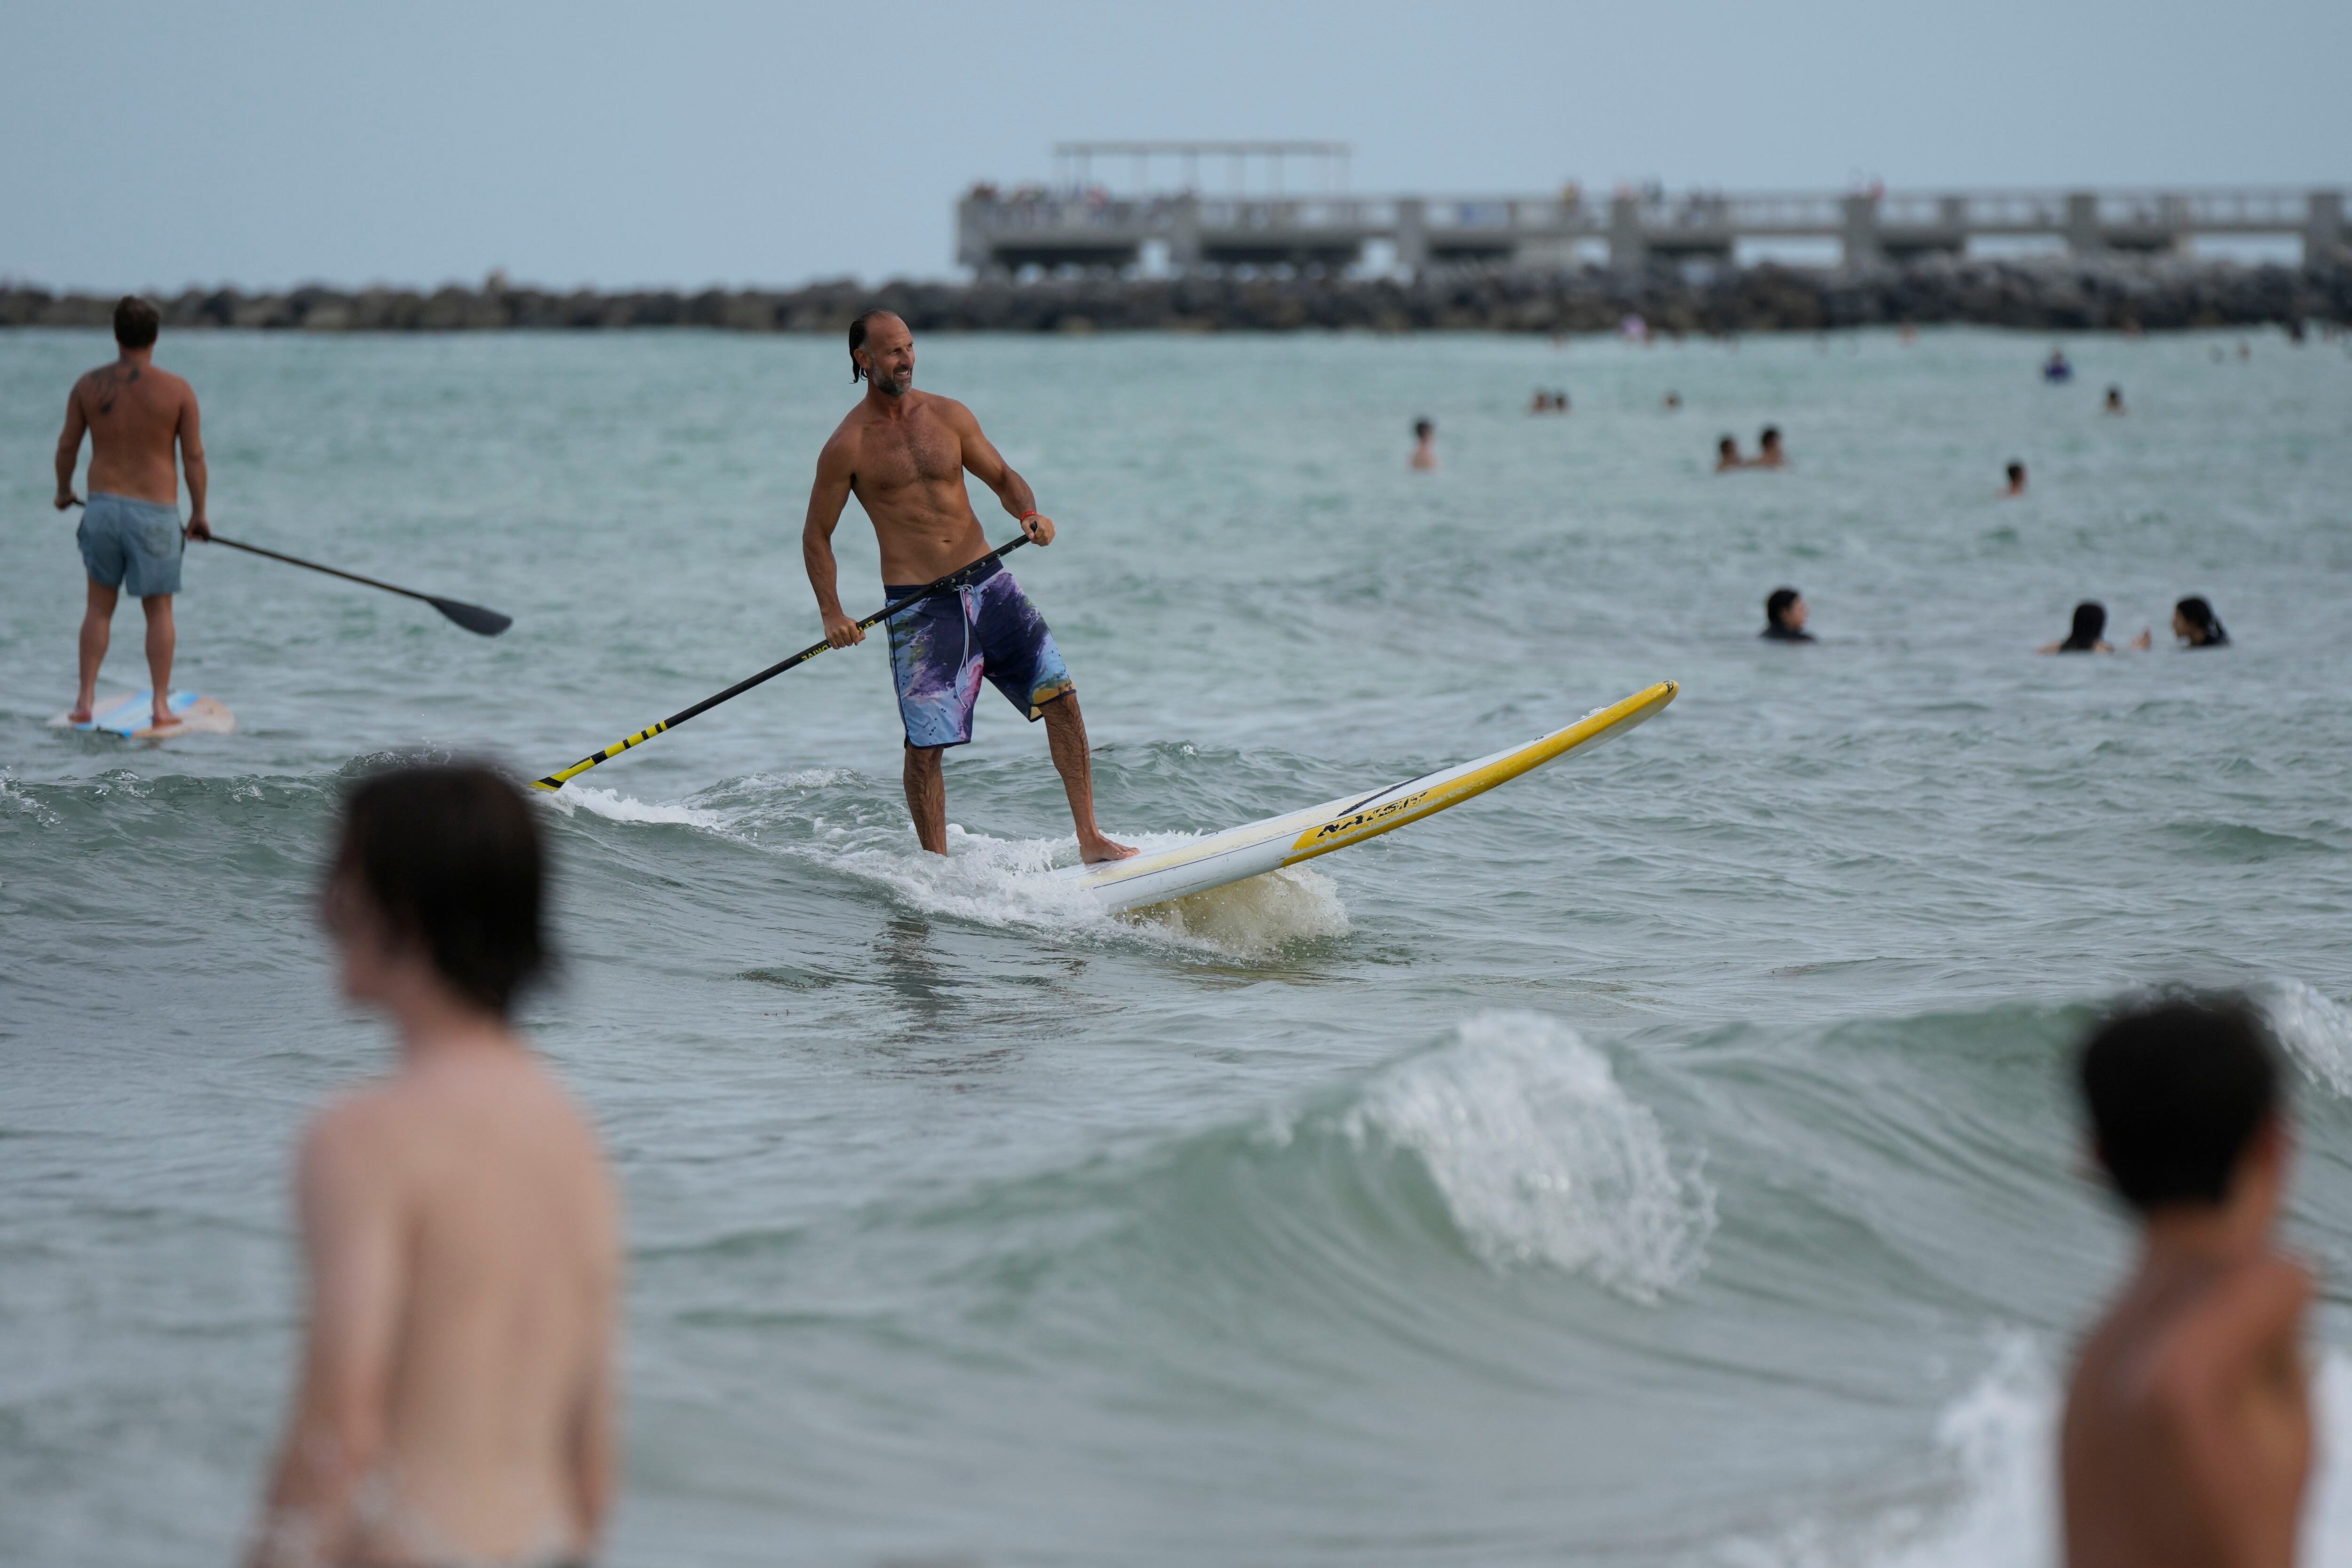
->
[67,704,94,725]
[1080,835,1137,864]
[148,707,185,732]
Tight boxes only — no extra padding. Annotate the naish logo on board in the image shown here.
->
[1309,787,1435,841]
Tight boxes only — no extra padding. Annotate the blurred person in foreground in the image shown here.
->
[2063,994,2311,1568]
[53,295,212,730]
[248,764,620,1568]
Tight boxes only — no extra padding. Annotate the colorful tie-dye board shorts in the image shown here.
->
[882,558,1074,749]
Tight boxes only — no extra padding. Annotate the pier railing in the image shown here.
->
[957,183,2346,274]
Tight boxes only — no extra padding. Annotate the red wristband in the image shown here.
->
[1019,510,1042,523]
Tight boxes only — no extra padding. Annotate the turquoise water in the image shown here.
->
[5,324,2352,1566]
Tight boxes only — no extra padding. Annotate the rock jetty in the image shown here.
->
[3,258,2345,336]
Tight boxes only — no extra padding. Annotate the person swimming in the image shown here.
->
[2103,385,2125,414]
[2042,601,2151,654]
[2173,596,2230,648]
[1664,390,1682,411]
[2003,460,2027,497]
[1715,435,1743,471]
[1410,417,1437,471]
[2044,348,2074,383]
[1754,426,1786,468]
[1528,390,1552,414]
[1761,586,1814,642]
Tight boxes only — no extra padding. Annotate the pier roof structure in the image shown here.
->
[959,177,2347,275]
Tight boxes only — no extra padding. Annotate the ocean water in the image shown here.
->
[4,323,2352,1567]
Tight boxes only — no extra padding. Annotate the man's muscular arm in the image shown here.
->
[54,382,87,508]
[181,386,211,539]
[947,401,1053,546]
[803,435,865,648]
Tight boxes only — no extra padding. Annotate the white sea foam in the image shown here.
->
[542,784,728,829]
[544,768,1356,956]
[1126,865,1350,952]
[2258,978,2352,1098]
[1344,1011,1714,1299]
[1710,1340,2352,1568]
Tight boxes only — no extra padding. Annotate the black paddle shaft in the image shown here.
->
[532,533,1033,790]
[203,533,512,636]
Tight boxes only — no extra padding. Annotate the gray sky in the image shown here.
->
[5,0,2344,293]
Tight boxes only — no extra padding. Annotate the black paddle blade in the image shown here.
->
[428,597,513,637]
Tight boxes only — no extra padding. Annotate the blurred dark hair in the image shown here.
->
[113,295,160,349]
[1414,418,1433,439]
[1759,425,1781,444]
[848,309,898,381]
[2006,461,2025,482]
[2176,595,2229,646]
[2079,994,2281,1210]
[1765,586,1801,626]
[2061,601,2106,651]
[330,763,550,1017]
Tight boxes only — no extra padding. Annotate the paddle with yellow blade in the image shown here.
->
[530,534,1032,792]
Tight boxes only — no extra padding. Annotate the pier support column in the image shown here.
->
[1840,193,1883,270]
[2307,190,2345,269]
[1169,194,1203,275]
[1608,194,1646,272]
[955,192,993,273]
[1394,198,1428,277]
[2064,191,2104,254]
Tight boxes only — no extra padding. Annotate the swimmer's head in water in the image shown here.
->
[2063,601,2107,650]
[2079,993,2281,1212]
[2007,461,2025,485]
[326,763,551,1019]
[1414,418,1433,441]
[1765,586,1804,629]
[1718,436,1737,457]
[1759,426,1781,449]
[2175,596,2228,646]
[849,309,913,394]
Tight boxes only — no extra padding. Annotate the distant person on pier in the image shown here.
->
[2105,385,2126,415]
[2004,460,2028,498]
[2063,994,2311,1568]
[2044,348,2074,383]
[1761,587,1814,643]
[1754,427,1787,469]
[1715,435,1744,472]
[2173,597,2230,649]
[53,295,212,733]
[1411,418,1438,471]
[2042,601,2150,654]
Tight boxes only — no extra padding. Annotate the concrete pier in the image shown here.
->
[959,156,2348,276]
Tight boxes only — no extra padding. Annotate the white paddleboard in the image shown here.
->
[48,689,236,739]
[1058,680,1678,914]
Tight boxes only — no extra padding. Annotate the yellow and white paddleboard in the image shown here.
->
[48,689,237,739]
[1057,680,1677,914]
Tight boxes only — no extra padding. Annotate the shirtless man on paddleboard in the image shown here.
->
[53,295,211,730]
[802,309,1134,863]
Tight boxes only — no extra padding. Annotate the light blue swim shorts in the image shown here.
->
[77,492,185,597]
